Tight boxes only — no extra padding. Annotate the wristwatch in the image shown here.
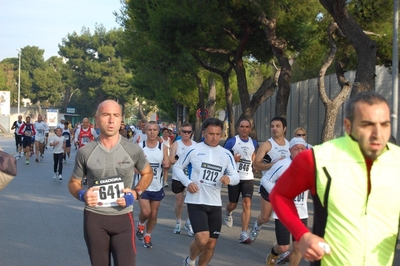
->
[135,188,143,199]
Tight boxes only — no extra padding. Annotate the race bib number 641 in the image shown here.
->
[93,176,124,207]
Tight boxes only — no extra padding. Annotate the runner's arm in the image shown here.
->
[134,163,153,197]
[270,149,315,241]
[168,141,178,165]
[162,144,170,170]
[253,141,274,171]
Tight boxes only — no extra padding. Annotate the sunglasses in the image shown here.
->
[182,130,192,134]
[296,134,306,137]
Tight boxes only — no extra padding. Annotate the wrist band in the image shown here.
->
[124,192,135,207]
[78,189,86,202]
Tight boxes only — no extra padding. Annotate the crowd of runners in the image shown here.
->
[10,91,400,266]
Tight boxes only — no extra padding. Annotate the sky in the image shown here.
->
[0,0,122,61]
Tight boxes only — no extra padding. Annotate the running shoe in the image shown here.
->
[224,212,233,228]
[136,224,145,240]
[183,256,194,266]
[53,173,57,179]
[266,243,279,266]
[143,235,153,248]
[63,159,66,164]
[58,174,62,180]
[184,223,194,237]
[250,224,260,242]
[238,231,251,244]
[26,159,29,165]
[174,223,181,234]
[276,251,290,264]
[35,158,39,163]
[163,181,169,187]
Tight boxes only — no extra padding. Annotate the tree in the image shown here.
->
[0,62,17,104]
[318,22,351,141]
[58,25,134,117]
[319,0,392,96]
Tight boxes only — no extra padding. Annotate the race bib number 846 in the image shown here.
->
[93,176,124,207]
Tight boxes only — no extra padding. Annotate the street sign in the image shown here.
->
[196,108,209,119]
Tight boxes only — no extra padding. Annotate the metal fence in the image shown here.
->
[234,65,398,145]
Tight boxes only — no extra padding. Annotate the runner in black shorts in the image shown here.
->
[187,204,221,238]
[18,116,36,165]
[169,122,197,236]
[223,119,258,244]
[174,118,240,266]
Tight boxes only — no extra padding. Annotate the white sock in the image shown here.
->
[186,219,191,225]
[176,219,181,225]
[186,257,195,265]
[254,221,261,230]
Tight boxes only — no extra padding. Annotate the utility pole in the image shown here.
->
[17,49,21,115]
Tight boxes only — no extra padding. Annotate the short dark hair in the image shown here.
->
[345,92,389,122]
[271,116,287,128]
[162,127,169,133]
[201,118,223,131]
[237,118,251,128]
[181,122,193,129]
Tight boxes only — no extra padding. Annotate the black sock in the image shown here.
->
[271,247,279,256]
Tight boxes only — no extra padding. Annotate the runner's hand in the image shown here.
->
[187,182,199,193]
[85,187,99,207]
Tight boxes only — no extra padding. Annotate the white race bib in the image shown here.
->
[237,158,251,173]
[93,176,124,207]
[199,163,223,187]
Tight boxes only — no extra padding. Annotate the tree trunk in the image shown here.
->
[191,53,236,138]
[206,76,216,117]
[319,22,351,142]
[237,69,280,141]
[221,73,235,138]
[194,74,205,142]
[319,0,377,96]
[258,16,291,118]
[137,102,146,121]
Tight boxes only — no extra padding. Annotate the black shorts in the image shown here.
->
[171,179,186,194]
[228,179,254,203]
[187,204,222,239]
[15,134,23,146]
[259,185,270,202]
[22,136,33,148]
[275,218,308,245]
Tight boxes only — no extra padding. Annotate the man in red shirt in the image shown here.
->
[270,92,400,265]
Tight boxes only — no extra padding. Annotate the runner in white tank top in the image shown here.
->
[135,121,170,249]
[250,117,290,242]
[168,123,197,236]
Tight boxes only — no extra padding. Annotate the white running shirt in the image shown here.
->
[173,142,240,206]
[137,141,165,192]
[172,139,197,181]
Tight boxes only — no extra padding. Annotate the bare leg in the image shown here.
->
[146,200,161,234]
[189,231,217,266]
[175,192,184,221]
[256,197,273,226]
[241,197,251,231]
[289,242,303,266]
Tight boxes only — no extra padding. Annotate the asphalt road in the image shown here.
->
[0,136,399,266]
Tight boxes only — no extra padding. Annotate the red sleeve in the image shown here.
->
[270,149,316,241]
[32,124,36,135]
[18,124,25,135]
